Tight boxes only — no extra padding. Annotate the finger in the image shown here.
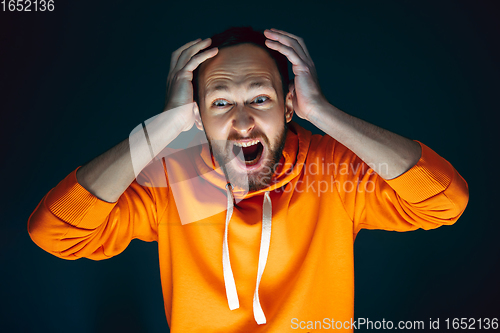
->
[170,38,202,72]
[264,40,306,70]
[174,38,214,74]
[269,28,311,59]
[269,28,310,58]
[264,30,308,64]
[179,47,219,78]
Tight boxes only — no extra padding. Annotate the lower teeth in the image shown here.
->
[245,156,259,165]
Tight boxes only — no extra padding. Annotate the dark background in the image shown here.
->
[1,0,498,332]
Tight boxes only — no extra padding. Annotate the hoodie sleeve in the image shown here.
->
[27,163,166,260]
[331,140,469,235]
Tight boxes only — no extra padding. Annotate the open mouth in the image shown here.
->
[232,139,264,167]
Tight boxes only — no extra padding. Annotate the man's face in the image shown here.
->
[195,43,293,191]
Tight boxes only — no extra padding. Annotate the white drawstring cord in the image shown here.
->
[253,191,272,324]
[223,183,239,310]
[223,184,273,325]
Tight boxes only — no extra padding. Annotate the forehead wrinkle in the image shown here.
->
[205,75,277,97]
[199,43,284,102]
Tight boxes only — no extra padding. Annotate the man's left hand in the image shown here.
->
[264,28,328,122]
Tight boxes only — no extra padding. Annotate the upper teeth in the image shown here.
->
[234,140,259,147]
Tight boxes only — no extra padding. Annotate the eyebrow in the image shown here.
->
[205,81,274,96]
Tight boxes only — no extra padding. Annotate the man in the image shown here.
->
[28,26,469,332]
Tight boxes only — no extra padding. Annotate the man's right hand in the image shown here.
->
[164,38,218,132]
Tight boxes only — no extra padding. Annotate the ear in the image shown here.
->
[194,102,204,131]
[285,83,294,123]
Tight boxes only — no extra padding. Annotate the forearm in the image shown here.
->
[308,103,422,180]
[76,107,188,203]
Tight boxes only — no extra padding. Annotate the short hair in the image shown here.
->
[192,26,290,106]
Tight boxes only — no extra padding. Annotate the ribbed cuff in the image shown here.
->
[385,141,454,203]
[45,166,117,229]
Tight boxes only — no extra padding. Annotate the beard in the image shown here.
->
[205,123,288,192]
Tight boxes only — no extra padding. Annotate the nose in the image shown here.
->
[231,106,255,135]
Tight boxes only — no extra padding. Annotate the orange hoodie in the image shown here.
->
[28,121,469,332]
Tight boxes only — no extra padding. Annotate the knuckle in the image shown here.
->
[179,48,189,58]
[172,72,181,81]
[302,66,312,75]
[182,46,197,59]
[176,70,192,80]
[172,47,183,57]
[191,53,204,63]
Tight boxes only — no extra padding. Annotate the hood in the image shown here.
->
[162,120,312,325]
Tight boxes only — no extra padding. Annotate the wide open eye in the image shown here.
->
[253,95,269,104]
[213,99,230,107]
